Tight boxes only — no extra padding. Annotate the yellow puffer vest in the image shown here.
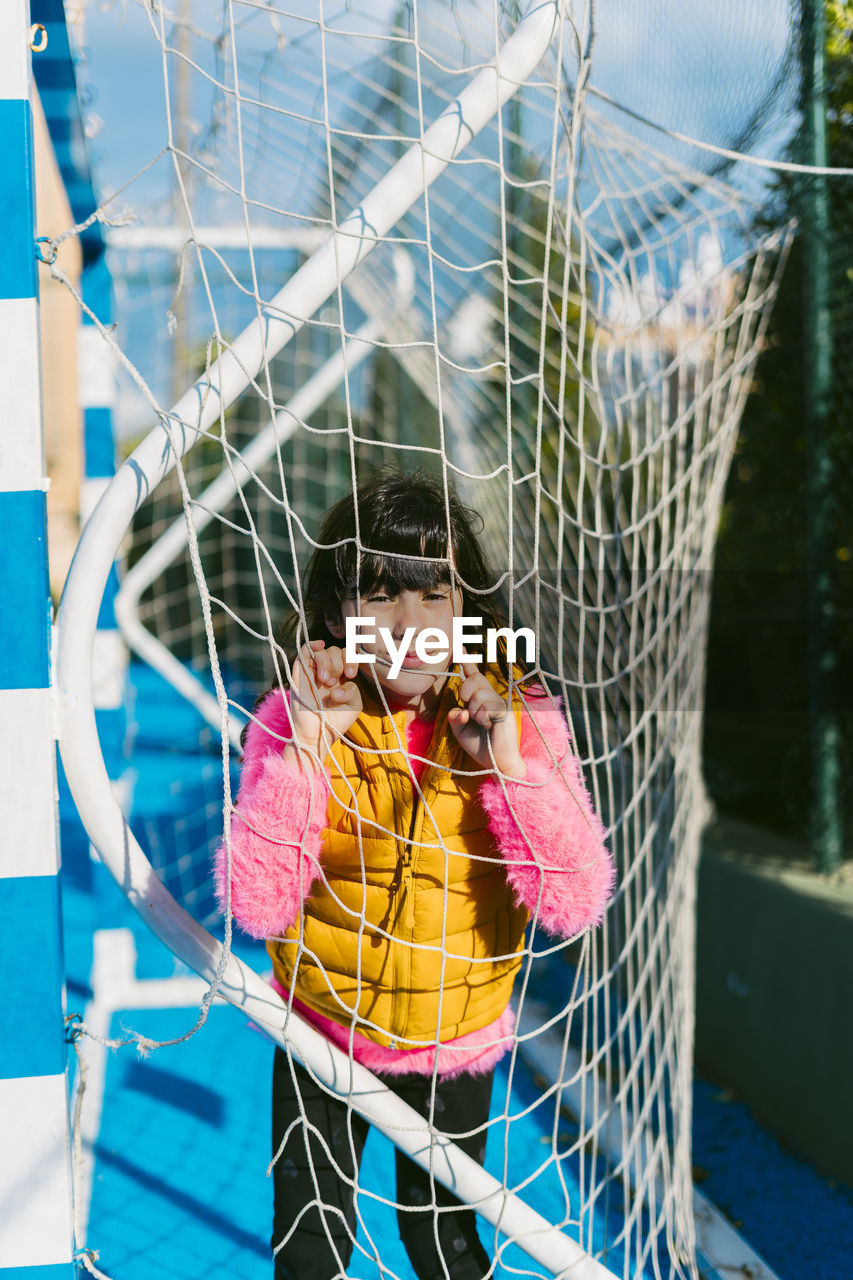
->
[267,676,528,1048]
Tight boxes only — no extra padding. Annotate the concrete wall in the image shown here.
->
[695,815,853,1186]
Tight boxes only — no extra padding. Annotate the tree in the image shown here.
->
[703,2,853,847]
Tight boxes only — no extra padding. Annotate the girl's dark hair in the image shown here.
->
[276,468,533,691]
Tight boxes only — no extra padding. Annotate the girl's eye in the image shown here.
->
[426,592,449,601]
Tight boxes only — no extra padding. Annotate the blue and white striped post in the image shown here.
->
[0,1,76,1274]
[79,255,126,785]
[28,0,127,841]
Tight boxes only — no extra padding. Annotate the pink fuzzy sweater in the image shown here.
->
[215,686,613,1077]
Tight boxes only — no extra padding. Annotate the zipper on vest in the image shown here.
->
[391,845,416,1026]
[388,695,448,1041]
[390,762,422,1038]
[399,863,416,930]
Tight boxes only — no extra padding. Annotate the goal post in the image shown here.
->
[0,1,75,1272]
[54,5,623,1275]
[49,1,799,1276]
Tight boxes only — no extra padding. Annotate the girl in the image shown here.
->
[215,469,614,1280]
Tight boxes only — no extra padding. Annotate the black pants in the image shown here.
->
[271,1049,494,1280]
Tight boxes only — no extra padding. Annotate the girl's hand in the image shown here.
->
[288,639,363,755]
[447,663,527,779]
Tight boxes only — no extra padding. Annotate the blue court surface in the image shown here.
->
[58,667,853,1280]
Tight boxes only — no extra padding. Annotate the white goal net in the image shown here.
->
[55,2,798,1277]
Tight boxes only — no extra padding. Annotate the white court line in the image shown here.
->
[515,1001,783,1280]
[71,928,223,1243]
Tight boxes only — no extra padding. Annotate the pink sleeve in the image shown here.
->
[213,689,330,939]
[478,692,615,938]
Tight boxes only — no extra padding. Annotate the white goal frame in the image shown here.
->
[56,3,621,1275]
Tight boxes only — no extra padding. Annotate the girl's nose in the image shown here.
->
[391,594,420,637]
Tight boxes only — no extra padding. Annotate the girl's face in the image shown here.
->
[332,581,465,709]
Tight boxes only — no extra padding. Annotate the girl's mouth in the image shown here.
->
[375,653,428,672]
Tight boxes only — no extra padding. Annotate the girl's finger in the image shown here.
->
[294,642,317,689]
[322,647,344,685]
[328,646,356,684]
[459,672,486,702]
[448,706,470,729]
[478,691,509,723]
[324,655,343,686]
[299,639,320,661]
[321,661,340,688]
[474,704,495,728]
[458,675,479,706]
[467,688,499,718]
[465,689,484,715]
[298,638,324,673]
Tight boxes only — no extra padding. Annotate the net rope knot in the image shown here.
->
[29,22,48,53]
[34,235,58,265]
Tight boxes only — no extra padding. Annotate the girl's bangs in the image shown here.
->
[353,550,452,599]
[336,503,455,598]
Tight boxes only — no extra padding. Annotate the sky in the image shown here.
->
[74,0,797,210]
[66,0,799,434]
